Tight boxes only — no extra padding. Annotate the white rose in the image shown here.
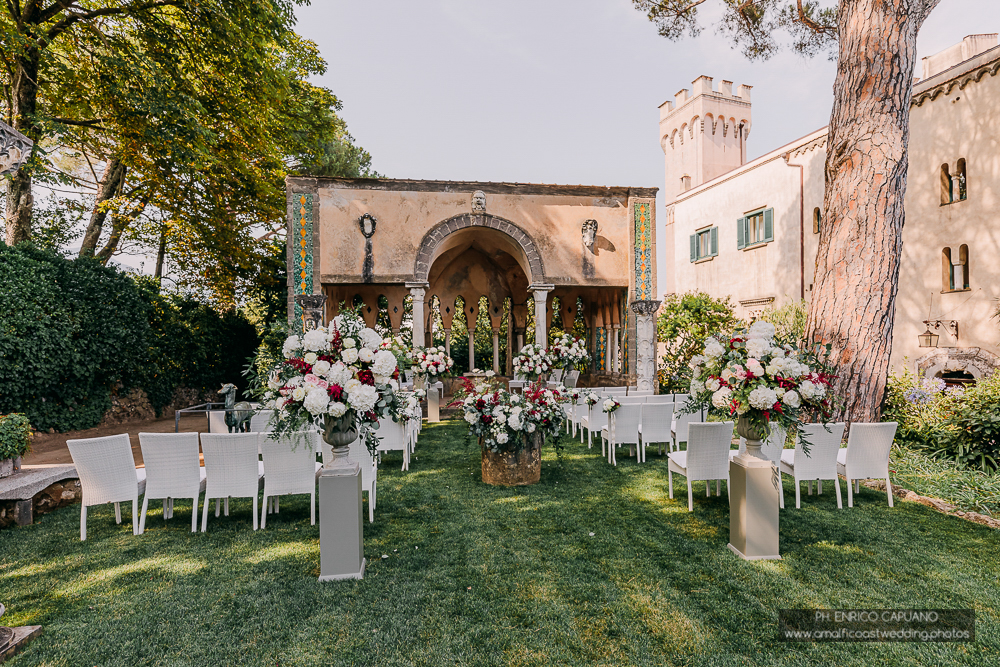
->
[782,390,801,408]
[525,422,536,433]
[345,378,362,395]
[304,352,318,365]
[312,360,332,377]
[342,337,356,349]
[465,411,478,424]
[705,377,721,392]
[327,401,348,418]
[389,379,399,391]
[358,347,375,363]
[292,387,306,401]
[746,359,765,377]
[275,397,287,410]
[496,432,509,444]
[341,348,359,364]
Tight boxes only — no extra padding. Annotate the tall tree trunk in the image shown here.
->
[154,222,168,280]
[806,0,940,423]
[3,48,40,246]
[80,158,128,257]
[95,194,150,265]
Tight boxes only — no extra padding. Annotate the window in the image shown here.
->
[680,175,692,193]
[956,158,967,201]
[689,226,718,262]
[942,245,970,292]
[941,164,953,205]
[737,208,774,249]
[813,207,821,234]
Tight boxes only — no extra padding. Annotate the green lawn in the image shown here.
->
[2,420,998,666]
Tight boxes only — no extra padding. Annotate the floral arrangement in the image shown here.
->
[687,320,836,437]
[412,346,455,378]
[461,379,565,452]
[602,397,621,414]
[549,333,590,371]
[255,308,402,455]
[379,335,413,371]
[512,343,555,381]
[584,391,601,408]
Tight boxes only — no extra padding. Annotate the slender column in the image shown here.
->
[406,282,428,348]
[611,325,621,373]
[444,328,452,357]
[516,330,524,353]
[529,284,554,348]
[630,300,662,392]
[468,329,475,371]
[492,329,500,373]
[605,328,613,372]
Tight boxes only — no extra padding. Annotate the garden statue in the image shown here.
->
[220,383,252,433]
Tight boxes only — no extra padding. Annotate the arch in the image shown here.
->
[690,115,700,137]
[704,113,715,135]
[956,157,968,200]
[679,123,687,144]
[413,213,545,284]
[940,163,953,204]
[917,347,1000,381]
[812,207,822,234]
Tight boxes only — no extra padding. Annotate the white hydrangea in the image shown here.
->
[358,347,375,363]
[690,354,707,368]
[312,360,331,377]
[302,328,328,352]
[689,379,705,395]
[747,321,776,341]
[347,384,379,413]
[704,338,725,359]
[327,401,348,418]
[372,350,397,377]
[746,338,768,359]
[359,328,382,350]
[304,352,318,365]
[748,386,779,410]
[326,362,350,387]
[282,335,301,359]
[507,414,522,430]
[303,387,330,415]
[711,387,732,409]
[782,390,802,408]
[798,380,826,401]
[464,411,477,424]
[341,347,359,364]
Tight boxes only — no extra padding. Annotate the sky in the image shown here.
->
[293,0,997,298]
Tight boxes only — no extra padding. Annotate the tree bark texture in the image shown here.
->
[4,48,40,246]
[80,158,128,257]
[807,0,940,423]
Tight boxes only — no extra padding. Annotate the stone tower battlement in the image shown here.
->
[659,75,752,203]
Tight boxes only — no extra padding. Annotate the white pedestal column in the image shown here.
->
[492,329,500,373]
[406,283,428,348]
[529,284,554,348]
[468,329,475,371]
[630,300,661,392]
[728,452,781,560]
[428,384,441,423]
[611,325,620,373]
[319,458,366,581]
[444,328,451,357]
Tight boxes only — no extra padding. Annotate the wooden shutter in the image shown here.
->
[763,208,774,242]
[690,234,697,262]
[736,217,745,249]
[710,227,719,257]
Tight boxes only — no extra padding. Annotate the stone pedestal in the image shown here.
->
[427,383,441,422]
[318,463,366,581]
[728,455,781,561]
[481,435,541,486]
[630,300,661,392]
[294,294,326,332]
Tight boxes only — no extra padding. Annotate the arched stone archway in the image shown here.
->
[916,347,1000,381]
[413,213,545,285]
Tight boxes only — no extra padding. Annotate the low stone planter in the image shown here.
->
[0,457,21,479]
[481,435,542,486]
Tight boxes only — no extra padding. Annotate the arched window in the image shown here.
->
[942,247,953,290]
[813,207,821,234]
[942,245,971,292]
[940,163,953,205]
[959,244,970,289]
[680,175,692,193]
[956,158,967,201]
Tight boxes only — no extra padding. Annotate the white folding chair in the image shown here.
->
[137,432,205,533]
[779,423,846,509]
[200,432,263,531]
[601,403,642,465]
[837,422,898,508]
[67,434,146,541]
[639,403,675,457]
[261,431,318,528]
[667,422,734,511]
[376,419,411,471]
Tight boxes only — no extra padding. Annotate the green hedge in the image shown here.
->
[0,244,260,432]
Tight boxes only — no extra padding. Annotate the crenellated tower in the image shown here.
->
[659,76,752,204]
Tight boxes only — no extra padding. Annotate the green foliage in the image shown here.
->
[0,413,32,460]
[0,244,259,431]
[656,291,740,392]
[759,300,808,344]
[890,445,1000,516]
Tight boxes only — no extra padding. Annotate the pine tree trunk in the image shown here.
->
[807,0,940,423]
[80,158,128,257]
[3,49,40,246]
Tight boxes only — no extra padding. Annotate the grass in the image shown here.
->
[1,420,998,666]
[890,445,1000,516]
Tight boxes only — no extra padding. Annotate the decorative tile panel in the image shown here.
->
[292,193,314,324]
[596,327,606,371]
[633,201,653,301]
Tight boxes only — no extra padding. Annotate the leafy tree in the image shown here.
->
[634,0,943,421]
[759,299,808,344]
[656,291,740,391]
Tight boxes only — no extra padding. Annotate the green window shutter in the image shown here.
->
[710,227,719,256]
[690,234,697,262]
[763,208,774,242]
[736,217,746,249]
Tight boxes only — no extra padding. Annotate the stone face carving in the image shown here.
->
[472,190,487,213]
[0,120,32,176]
[582,219,598,249]
[631,299,662,392]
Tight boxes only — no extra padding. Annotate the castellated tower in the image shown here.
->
[659,76,752,203]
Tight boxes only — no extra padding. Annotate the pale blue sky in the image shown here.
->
[295,0,995,298]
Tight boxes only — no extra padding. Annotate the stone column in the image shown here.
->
[468,329,476,371]
[605,328,613,373]
[611,325,621,373]
[516,330,524,353]
[630,300,661,392]
[492,329,500,373]
[444,328,452,357]
[529,284,554,348]
[295,294,327,332]
[406,282,428,348]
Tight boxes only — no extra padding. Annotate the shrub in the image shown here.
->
[656,292,740,392]
[935,372,1000,472]
[759,300,808,344]
[0,414,33,460]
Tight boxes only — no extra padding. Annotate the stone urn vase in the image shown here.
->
[322,416,358,469]
[481,434,542,486]
[735,416,771,461]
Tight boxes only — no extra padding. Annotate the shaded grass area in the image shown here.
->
[2,420,999,666]
[890,444,1000,516]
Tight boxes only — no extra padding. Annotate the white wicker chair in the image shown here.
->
[376,419,411,471]
[564,370,580,388]
[628,388,653,396]
[779,423,846,509]
[672,409,702,450]
[639,403,675,456]
[67,434,146,541]
[667,422,734,511]
[601,403,642,465]
[508,373,526,392]
[550,368,565,384]
[837,422,898,508]
[730,425,787,467]
[249,409,275,433]
[137,432,205,533]
[200,432,263,531]
[580,404,609,453]
[260,431,317,528]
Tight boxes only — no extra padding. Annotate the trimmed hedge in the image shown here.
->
[0,244,260,432]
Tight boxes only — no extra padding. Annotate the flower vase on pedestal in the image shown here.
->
[729,414,780,561]
[735,416,770,463]
[318,415,365,581]
[322,416,358,471]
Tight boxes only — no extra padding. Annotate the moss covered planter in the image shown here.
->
[481,434,542,486]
